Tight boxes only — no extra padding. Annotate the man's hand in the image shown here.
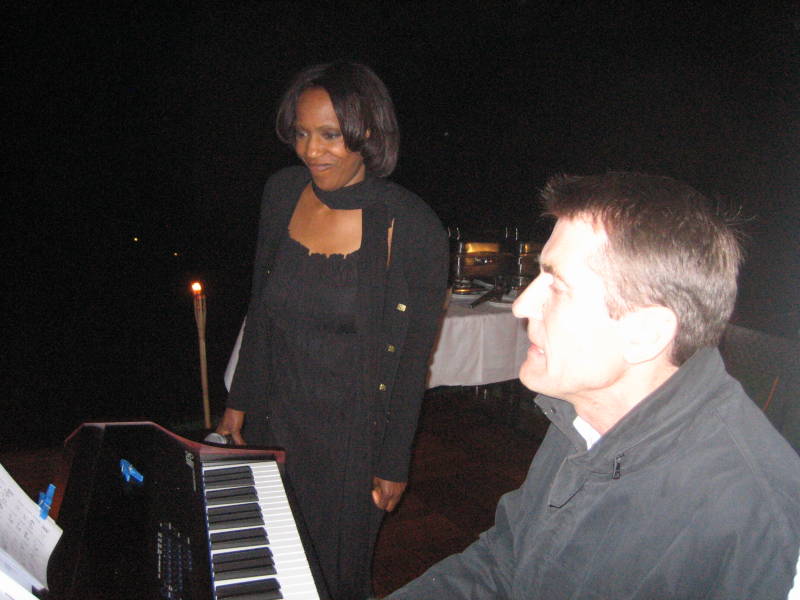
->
[372,476,407,512]
[216,408,247,445]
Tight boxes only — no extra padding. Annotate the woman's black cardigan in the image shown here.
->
[227,166,449,482]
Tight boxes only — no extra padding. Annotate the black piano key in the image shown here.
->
[205,466,252,479]
[214,547,273,565]
[208,502,262,519]
[208,517,265,531]
[206,486,258,505]
[213,548,276,580]
[208,516,264,530]
[204,467,255,490]
[205,477,255,490]
[215,578,283,600]
[208,503,264,530]
[210,527,269,550]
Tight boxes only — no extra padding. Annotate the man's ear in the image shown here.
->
[619,305,678,365]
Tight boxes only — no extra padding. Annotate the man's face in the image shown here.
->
[512,216,628,403]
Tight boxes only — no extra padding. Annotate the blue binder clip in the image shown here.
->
[120,459,144,484]
[38,484,55,519]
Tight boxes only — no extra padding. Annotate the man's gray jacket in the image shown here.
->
[389,348,800,599]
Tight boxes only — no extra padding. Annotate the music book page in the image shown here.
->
[0,463,62,593]
[0,569,38,600]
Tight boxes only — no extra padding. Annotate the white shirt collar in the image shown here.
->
[573,415,602,450]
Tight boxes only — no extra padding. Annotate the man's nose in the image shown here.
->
[512,274,545,321]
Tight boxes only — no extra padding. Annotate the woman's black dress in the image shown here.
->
[262,233,382,600]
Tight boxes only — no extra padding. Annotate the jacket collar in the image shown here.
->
[536,347,730,477]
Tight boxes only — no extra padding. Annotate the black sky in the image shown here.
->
[4,2,799,445]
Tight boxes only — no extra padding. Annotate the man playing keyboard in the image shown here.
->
[388,172,800,599]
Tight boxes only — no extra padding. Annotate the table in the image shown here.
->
[427,294,530,388]
[225,294,530,391]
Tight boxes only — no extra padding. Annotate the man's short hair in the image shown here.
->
[541,172,743,365]
[275,61,400,177]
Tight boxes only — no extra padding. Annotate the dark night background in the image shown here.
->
[4,3,799,450]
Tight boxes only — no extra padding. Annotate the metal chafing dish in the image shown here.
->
[513,240,543,290]
[450,241,514,294]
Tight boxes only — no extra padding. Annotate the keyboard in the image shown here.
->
[48,421,326,600]
[203,459,320,599]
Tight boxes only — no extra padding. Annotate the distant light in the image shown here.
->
[173,251,180,257]
[191,281,203,295]
[132,236,140,242]
[443,131,449,136]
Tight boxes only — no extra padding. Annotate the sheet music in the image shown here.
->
[0,463,62,592]
[0,568,38,600]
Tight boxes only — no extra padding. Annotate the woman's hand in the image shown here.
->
[371,476,407,512]
[216,408,247,445]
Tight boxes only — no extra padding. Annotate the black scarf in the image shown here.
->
[311,176,382,210]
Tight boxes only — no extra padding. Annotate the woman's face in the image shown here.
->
[293,87,366,191]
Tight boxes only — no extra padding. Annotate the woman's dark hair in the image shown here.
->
[276,61,399,177]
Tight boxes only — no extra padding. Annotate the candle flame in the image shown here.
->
[191,282,203,295]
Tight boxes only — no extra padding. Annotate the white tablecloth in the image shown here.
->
[427,295,530,388]
[224,295,531,391]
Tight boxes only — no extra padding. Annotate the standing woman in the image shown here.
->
[216,62,448,599]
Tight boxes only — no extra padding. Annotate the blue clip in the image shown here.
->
[120,459,144,484]
[38,484,55,519]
